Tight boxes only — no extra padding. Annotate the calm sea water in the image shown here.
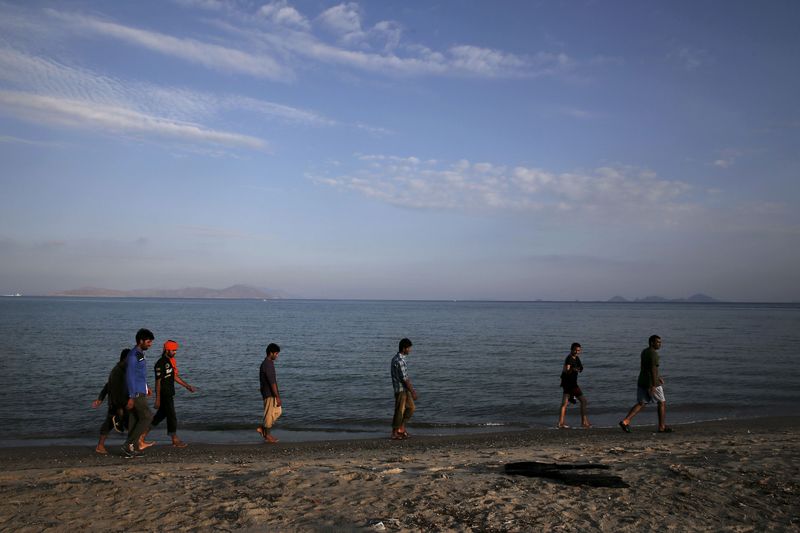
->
[0,297,798,446]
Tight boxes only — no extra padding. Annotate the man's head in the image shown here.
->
[266,343,280,361]
[163,339,179,357]
[135,328,155,350]
[399,338,413,355]
[570,342,582,356]
[648,335,662,349]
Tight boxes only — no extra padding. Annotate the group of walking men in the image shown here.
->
[94,330,669,456]
[93,328,196,456]
[556,334,672,433]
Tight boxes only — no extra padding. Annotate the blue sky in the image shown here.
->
[1,0,798,301]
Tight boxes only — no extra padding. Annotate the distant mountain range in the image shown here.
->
[49,284,282,299]
[607,293,719,303]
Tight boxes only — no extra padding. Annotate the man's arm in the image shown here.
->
[270,382,281,406]
[125,354,136,409]
[92,383,108,408]
[403,378,417,401]
[649,361,661,391]
[175,374,195,392]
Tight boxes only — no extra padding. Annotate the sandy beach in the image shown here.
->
[1,417,798,532]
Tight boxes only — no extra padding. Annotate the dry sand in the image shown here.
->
[1,417,798,532]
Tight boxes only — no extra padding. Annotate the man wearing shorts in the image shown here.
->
[619,335,672,433]
[558,342,590,428]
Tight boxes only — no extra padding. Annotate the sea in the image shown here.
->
[0,297,798,447]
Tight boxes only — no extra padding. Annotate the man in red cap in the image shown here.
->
[146,339,196,447]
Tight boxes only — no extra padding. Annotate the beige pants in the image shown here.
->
[262,397,282,430]
[392,391,415,429]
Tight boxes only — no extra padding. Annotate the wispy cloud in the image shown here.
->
[668,45,713,71]
[0,90,268,150]
[178,225,267,240]
[0,135,66,148]
[0,46,343,149]
[260,0,311,31]
[182,1,575,79]
[712,148,743,169]
[312,155,697,224]
[46,10,294,81]
[554,106,603,120]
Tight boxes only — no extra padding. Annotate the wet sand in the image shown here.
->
[1,417,798,531]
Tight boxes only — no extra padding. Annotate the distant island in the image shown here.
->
[607,293,720,303]
[49,284,282,300]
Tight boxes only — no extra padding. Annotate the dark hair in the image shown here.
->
[266,343,281,355]
[119,348,131,362]
[398,338,413,352]
[648,335,661,346]
[136,328,155,343]
[571,342,581,351]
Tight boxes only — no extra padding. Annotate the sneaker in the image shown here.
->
[121,444,142,458]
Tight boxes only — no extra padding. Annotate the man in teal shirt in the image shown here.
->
[619,335,672,433]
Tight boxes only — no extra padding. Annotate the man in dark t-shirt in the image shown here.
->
[619,335,672,433]
[147,339,195,447]
[557,342,591,429]
[258,343,282,443]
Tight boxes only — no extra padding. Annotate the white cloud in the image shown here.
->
[668,46,713,71]
[316,3,363,41]
[208,3,569,79]
[0,135,66,148]
[313,156,696,223]
[0,47,340,148]
[47,10,293,81]
[259,0,311,30]
[171,0,230,11]
[12,2,576,81]
[0,90,268,150]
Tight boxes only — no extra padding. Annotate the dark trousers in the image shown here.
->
[152,394,178,435]
[125,396,152,447]
[99,403,128,435]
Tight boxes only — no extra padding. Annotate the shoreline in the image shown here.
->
[2,416,798,530]
[0,415,796,466]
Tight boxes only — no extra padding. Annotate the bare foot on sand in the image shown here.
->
[95,445,108,455]
[263,434,279,443]
[138,440,155,450]
[171,440,188,448]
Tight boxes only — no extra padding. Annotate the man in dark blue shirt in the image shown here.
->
[257,343,282,443]
[123,328,154,457]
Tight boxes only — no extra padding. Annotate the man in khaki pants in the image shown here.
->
[258,343,282,443]
[391,338,417,440]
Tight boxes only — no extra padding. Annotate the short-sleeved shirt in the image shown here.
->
[390,352,409,394]
[637,347,660,388]
[154,355,176,397]
[260,357,278,399]
[560,355,582,389]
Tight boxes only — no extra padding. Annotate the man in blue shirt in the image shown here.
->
[123,328,154,457]
[390,338,417,440]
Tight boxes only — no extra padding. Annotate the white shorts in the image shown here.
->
[637,385,665,404]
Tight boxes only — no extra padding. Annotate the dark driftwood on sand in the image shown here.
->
[504,461,628,488]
